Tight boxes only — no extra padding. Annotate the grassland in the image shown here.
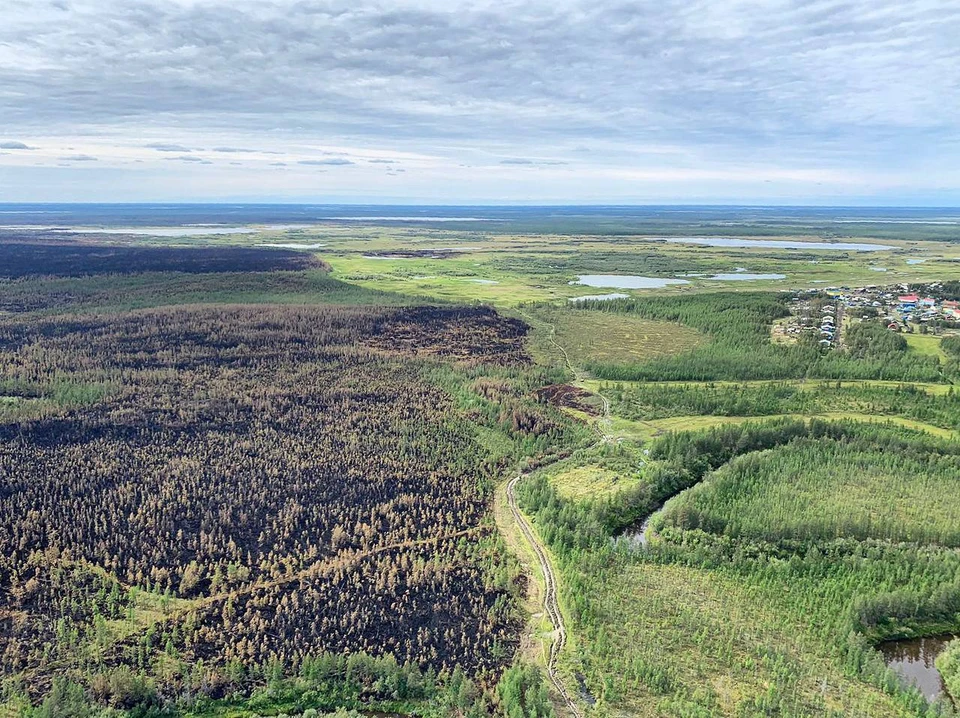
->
[905,333,950,361]
[320,240,960,309]
[599,380,960,439]
[524,307,704,367]
[11,218,960,313]
[621,412,956,440]
[547,465,640,502]
[167,219,960,309]
[15,210,960,294]
[573,562,913,717]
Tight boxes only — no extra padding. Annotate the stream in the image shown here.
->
[617,485,696,549]
[614,500,957,706]
[618,508,659,548]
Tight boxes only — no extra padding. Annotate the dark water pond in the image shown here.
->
[568,292,630,302]
[878,635,955,702]
[620,511,657,548]
[575,671,597,705]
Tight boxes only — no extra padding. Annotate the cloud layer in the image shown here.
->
[1,0,958,202]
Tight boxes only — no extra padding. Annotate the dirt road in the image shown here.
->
[506,474,584,718]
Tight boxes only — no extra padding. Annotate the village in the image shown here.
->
[775,282,960,348]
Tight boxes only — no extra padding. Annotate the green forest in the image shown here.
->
[518,420,960,716]
[573,293,951,381]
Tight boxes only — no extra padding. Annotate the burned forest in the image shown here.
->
[0,297,571,707]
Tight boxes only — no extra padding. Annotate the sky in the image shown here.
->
[1,0,959,205]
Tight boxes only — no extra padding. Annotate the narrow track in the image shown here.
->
[507,474,583,718]
[518,307,611,444]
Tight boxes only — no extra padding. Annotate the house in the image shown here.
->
[920,297,937,309]
[888,322,901,332]
[899,294,919,310]
[944,301,960,319]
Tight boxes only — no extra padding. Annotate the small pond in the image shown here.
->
[907,258,928,265]
[571,275,690,289]
[708,272,786,281]
[256,242,325,249]
[878,635,956,703]
[662,237,890,252]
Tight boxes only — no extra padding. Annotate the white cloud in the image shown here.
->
[146,143,193,152]
[0,0,958,201]
[298,158,355,166]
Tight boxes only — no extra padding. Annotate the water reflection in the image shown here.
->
[878,635,955,702]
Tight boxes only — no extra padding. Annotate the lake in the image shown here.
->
[661,237,890,252]
[572,275,690,289]
[878,635,955,702]
[329,216,492,222]
[61,226,257,237]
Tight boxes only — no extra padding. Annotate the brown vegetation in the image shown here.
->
[0,303,535,695]
[534,384,600,416]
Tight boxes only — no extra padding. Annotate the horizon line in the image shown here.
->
[2,201,960,209]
